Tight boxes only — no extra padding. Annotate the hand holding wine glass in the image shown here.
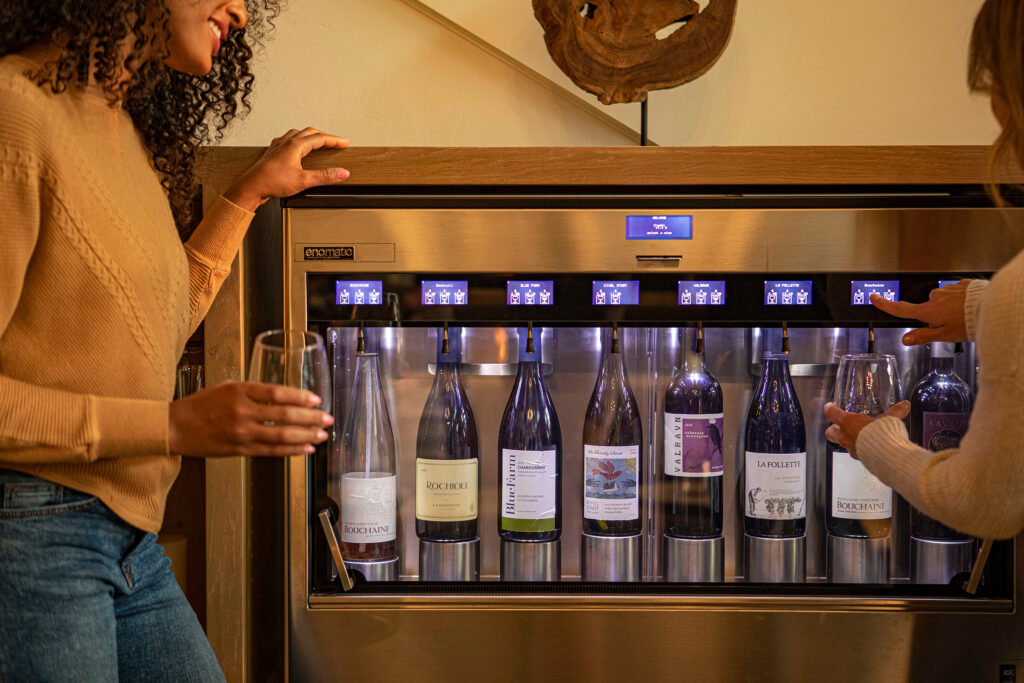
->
[870,279,972,346]
[824,401,911,458]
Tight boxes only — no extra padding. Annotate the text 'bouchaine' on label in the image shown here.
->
[416,458,478,522]
[584,444,639,521]
[664,413,724,477]
[501,449,557,531]
[832,449,892,520]
[341,472,397,543]
[744,452,806,520]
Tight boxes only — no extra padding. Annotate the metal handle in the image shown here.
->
[318,508,354,591]
[964,538,994,595]
[635,255,682,262]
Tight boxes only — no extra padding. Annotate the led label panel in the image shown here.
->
[851,280,899,305]
[626,215,693,240]
[764,280,813,306]
[592,280,640,306]
[507,280,554,306]
[421,280,469,306]
[336,280,383,305]
[678,280,726,306]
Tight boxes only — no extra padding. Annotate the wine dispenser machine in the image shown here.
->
[208,183,1024,681]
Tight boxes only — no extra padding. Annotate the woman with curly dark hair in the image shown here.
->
[0,1,348,679]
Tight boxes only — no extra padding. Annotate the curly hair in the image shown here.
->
[0,0,280,237]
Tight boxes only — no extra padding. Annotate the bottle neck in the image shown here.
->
[682,338,708,374]
[761,353,793,385]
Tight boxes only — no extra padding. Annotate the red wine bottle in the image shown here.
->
[415,326,479,542]
[909,343,972,541]
[582,325,643,537]
[744,348,806,538]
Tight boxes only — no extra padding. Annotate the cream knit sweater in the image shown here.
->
[858,254,1024,539]
[0,55,253,534]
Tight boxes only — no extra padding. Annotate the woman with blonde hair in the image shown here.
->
[825,0,1024,540]
[0,0,348,679]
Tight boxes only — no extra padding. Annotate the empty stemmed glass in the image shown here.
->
[248,329,331,410]
[826,353,902,539]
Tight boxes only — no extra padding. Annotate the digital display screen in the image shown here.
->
[678,280,726,306]
[507,280,554,306]
[939,279,961,288]
[421,280,469,306]
[764,280,813,306]
[851,280,899,306]
[626,215,693,240]
[336,280,383,306]
[592,280,640,306]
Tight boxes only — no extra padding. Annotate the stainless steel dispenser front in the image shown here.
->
[269,193,1024,681]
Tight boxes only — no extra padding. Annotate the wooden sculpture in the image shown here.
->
[533,0,738,104]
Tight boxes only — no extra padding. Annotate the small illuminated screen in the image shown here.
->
[678,280,726,306]
[851,280,899,306]
[507,280,554,306]
[421,280,469,306]
[626,215,693,240]
[939,279,961,288]
[764,280,813,306]
[336,280,383,306]
[592,280,640,306]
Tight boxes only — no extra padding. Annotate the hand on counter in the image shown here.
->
[223,127,350,212]
[870,279,971,345]
[823,401,911,458]
[169,380,332,457]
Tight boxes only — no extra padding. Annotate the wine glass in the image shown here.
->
[833,354,902,416]
[248,329,331,407]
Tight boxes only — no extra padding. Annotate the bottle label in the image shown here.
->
[584,444,640,521]
[922,412,968,451]
[744,451,806,520]
[415,458,478,522]
[501,449,557,532]
[832,449,892,520]
[341,472,397,544]
[664,412,724,478]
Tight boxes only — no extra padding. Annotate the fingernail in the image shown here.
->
[304,444,316,454]
[316,430,328,441]
[309,394,322,406]
[321,414,334,427]
[336,168,350,180]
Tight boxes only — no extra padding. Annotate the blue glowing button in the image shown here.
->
[593,280,640,306]
[678,280,726,306]
[336,280,383,306]
[507,280,554,306]
[764,280,813,306]
[939,279,962,288]
[851,280,899,306]
[421,280,469,306]
[626,215,693,240]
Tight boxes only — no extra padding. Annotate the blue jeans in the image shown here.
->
[0,468,225,682]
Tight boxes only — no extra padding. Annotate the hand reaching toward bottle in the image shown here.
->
[168,380,332,457]
[823,401,911,458]
[870,279,972,345]
[223,127,350,212]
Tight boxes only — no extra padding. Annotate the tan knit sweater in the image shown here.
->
[858,253,1024,539]
[0,55,253,534]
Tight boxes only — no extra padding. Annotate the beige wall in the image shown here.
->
[221,0,1000,148]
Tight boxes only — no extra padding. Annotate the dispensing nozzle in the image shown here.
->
[696,321,705,354]
[357,323,365,353]
[526,321,535,354]
[611,321,620,354]
[782,322,790,354]
[867,323,876,354]
[442,321,450,355]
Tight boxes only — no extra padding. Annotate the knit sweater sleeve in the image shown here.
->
[183,196,254,334]
[856,256,1024,539]
[0,87,168,464]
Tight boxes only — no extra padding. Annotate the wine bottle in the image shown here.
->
[498,325,562,542]
[825,347,899,539]
[664,324,724,539]
[339,333,398,561]
[744,346,807,538]
[582,325,643,537]
[416,325,479,542]
[908,342,973,541]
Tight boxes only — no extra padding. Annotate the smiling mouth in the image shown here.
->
[208,19,224,53]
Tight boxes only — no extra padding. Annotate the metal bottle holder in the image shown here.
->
[911,537,976,585]
[318,508,399,584]
[827,534,890,584]
[744,534,807,583]
[580,533,642,582]
[500,539,561,582]
[663,535,724,583]
[419,538,480,582]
